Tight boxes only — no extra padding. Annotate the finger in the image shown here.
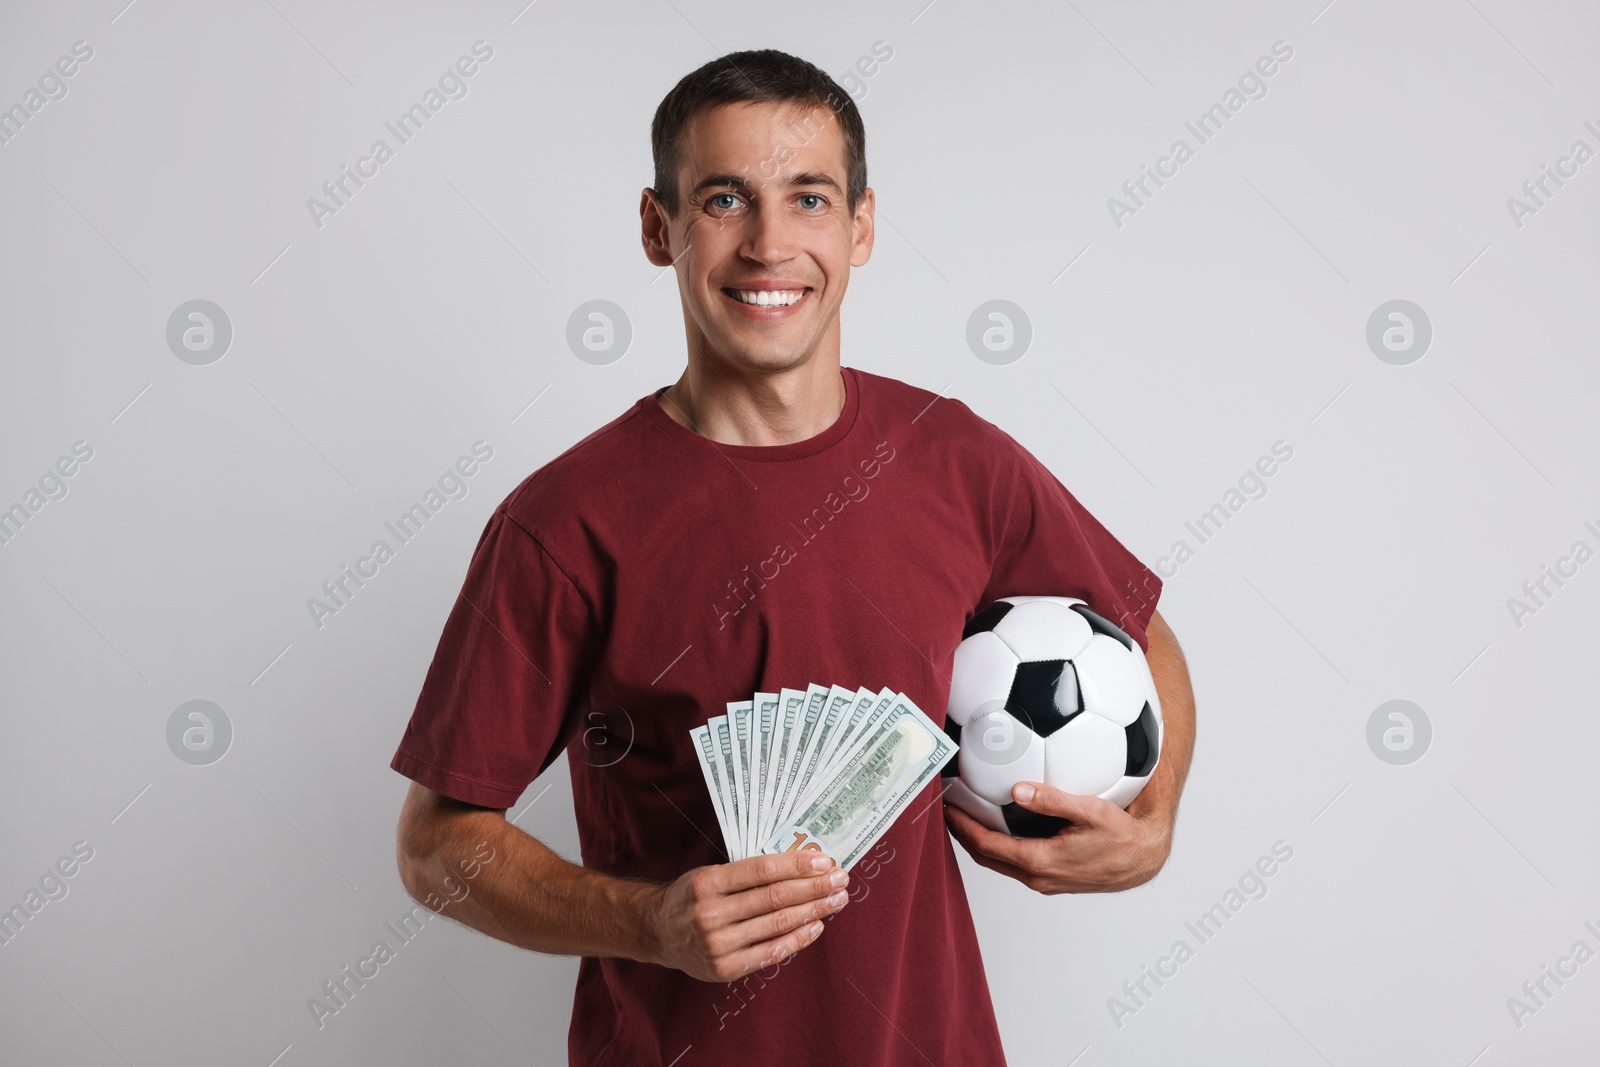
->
[947,800,1125,891]
[1010,782,1121,825]
[1011,783,1159,880]
[942,801,985,845]
[944,806,1029,869]
[713,884,849,955]
[705,851,834,898]
[722,864,847,924]
[965,845,1112,894]
[944,807,991,862]
[942,817,1049,886]
[720,915,827,979]
[944,802,1040,868]
[944,804,1023,860]
[725,851,835,888]
[961,845,1037,886]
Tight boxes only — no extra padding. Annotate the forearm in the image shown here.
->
[1130,609,1194,827]
[397,789,662,963]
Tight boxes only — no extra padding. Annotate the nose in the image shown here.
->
[739,193,798,266]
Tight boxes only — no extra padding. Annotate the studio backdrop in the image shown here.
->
[2,1,1596,1064]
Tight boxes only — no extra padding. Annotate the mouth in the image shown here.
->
[721,287,812,318]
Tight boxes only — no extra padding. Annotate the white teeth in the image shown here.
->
[731,289,804,307]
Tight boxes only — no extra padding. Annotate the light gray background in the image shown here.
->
[2,1,1596,1064]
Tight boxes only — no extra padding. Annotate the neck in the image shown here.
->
[658,358,846,447]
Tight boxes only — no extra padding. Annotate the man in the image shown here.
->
[392,48,1194,1065]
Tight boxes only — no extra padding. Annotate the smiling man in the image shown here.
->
[391,49,1194,1065]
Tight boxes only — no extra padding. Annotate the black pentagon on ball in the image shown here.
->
[1070,603,1135,651]
[939,717,963,778]
[962,601,1014,640]
[1125,701,1159,777]
[1004,659,1082,738]
[1002,803,1069,838]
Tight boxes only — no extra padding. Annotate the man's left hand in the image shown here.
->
[943,781,1173,895]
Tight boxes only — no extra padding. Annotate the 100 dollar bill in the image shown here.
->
[691,724,734,855]
[760,695,955,870]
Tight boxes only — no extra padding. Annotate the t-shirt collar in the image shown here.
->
[638,366,861,463]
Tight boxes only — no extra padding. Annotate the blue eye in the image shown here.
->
[799,194,824,210]
[709,193,741,211]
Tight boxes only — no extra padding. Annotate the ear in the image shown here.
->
[850,187,875,268]
[640,188,676,268]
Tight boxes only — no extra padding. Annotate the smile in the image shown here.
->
[722,288,810,313]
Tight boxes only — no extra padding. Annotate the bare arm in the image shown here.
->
[1124,608,1195,833]
[395,781,852,981]
[945,607,1197,893]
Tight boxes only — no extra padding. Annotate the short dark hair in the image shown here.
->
[650,49,867,217]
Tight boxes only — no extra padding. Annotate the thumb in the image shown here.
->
[1011,781,1112,823]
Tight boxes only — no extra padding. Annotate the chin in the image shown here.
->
[713,340,815,374]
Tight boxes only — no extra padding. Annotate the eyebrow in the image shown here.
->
[690,171,844,198]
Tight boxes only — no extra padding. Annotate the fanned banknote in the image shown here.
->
[691,685,952,869]
[728,700,754,859]
[691,724,733,851]
[751,692,780,849]
[761,695,955,869]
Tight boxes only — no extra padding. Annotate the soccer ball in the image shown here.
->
[942,595,1162,838]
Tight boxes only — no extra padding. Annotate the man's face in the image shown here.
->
[641,100,874,374]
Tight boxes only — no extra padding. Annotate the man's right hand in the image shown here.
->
[644,852,851,982]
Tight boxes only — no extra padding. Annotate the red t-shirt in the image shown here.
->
[390,366,1161,1066]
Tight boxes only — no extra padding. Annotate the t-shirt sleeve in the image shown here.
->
[389,507,602,808]
[980,434,1163,652]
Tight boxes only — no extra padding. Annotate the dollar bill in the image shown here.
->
[826,687,883,763]
[789,685,860,814]
[751,692,780,851]
[761,694,956,870]
[728,700,754,858]
[800,684,902,809]
[815,687,892,789]
[761,694,806,851]
[711,715,741,858]
[772,684,831,832]
[691,724,734,853]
